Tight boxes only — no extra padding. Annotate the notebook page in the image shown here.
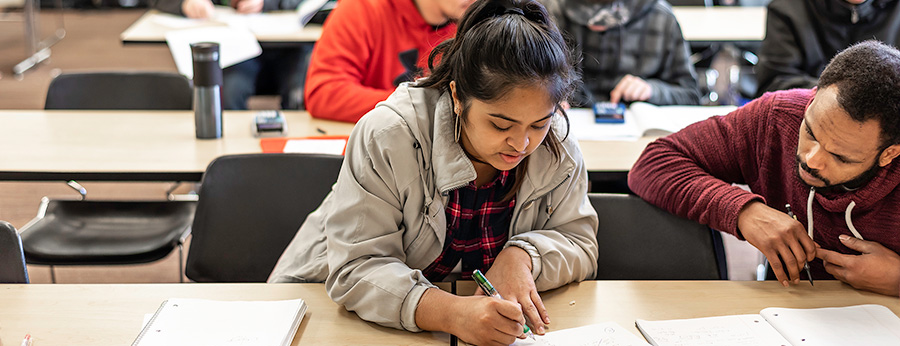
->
[506,322,650,346]
[567,108,643,141]
[629,102,736,136]
[165,26,262,79]
[133,298,306,346]
[761,304,900,346]
[635,314,791,346]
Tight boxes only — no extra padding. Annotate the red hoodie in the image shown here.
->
[304,0,456,123]
[629,88,900,281]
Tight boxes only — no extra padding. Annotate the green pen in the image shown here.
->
[472,269,535,339]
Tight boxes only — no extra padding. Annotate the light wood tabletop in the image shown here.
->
[0,110,354,181]
[0,283,451,346]
[3,281,896,346]
[120,9,323,44]
[0,110,653,181]
[457,280,900,340]
[672,6,767,42]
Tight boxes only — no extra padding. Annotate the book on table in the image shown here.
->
[635,304,900,346]
[132,298,307,346]
[569,102,737,141]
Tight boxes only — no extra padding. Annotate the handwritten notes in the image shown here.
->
[513,322,650,346]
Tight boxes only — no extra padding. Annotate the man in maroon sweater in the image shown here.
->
[629,41,900,297]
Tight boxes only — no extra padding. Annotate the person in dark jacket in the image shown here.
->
[755,0,900,97]
[150,0,309,110]
[542,0,700,106]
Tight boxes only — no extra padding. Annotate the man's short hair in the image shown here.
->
[818,40,900,148]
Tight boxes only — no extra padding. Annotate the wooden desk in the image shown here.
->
[458,280,900,339]
[672,6,767,43]
[120,9,323,44]
[0,110,651,181]
[0,283,450,346]
[0,110,354,181]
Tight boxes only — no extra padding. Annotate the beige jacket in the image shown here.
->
[268,84,599,332]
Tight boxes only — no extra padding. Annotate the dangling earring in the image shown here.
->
[454,107,461,143]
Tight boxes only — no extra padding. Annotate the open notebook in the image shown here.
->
[636,304,900,346]
[460,322,651,346]
[569,102,737,141]
[132,298,307,346]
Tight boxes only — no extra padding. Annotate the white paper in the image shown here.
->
[151,12,210,29]
[568,104,737,141]
[761,304,900,346]
[628,102,737,136]
[297,0,329,26]
[512,322,651,346]
[635,314,791,346]
[134,298,306,346]
[283,139,347,155]
[568,108,643,141]
[242,12,303,35]
[165,26,262,79]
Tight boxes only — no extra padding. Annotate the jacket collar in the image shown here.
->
[431,91,478,193]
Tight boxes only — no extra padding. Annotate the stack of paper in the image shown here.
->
[133,298,307,346]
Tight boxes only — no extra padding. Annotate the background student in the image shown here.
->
[269,0,599,344]
[302,0,474,122]
[150,0,309,110]
[541,0,701,106]
[630,41,900,297]
[755,0,900,96]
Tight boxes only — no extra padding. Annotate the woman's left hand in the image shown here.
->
[478,246,550,335]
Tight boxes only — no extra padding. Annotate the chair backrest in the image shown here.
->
[668,0,712,6]
[44,71,192,110]
[589,193,726,280]
[185,153,344,282]
[0,221,29,283]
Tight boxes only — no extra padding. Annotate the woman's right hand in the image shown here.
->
[416,288,526,346]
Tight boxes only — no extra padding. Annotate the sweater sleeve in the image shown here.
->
[627,94,780,238]
[754,5,818,96]
[645,11,701,106]
[303,0,395,123]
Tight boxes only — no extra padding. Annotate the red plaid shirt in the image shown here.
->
[422,170,516,282]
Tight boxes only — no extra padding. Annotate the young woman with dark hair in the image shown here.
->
[270,0,598,344]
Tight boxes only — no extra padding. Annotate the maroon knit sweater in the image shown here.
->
[628,88,900,280]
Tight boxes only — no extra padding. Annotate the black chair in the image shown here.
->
[19,192,197,282]
[185,153,343,282]
[21,72,197,283]
[0,221,29,283]
[589,193,727,280]
[44,71,192,110]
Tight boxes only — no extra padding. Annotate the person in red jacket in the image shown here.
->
[629,41,900,297]
[304,0,474,122]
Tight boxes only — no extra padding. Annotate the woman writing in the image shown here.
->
[270,0,599,344]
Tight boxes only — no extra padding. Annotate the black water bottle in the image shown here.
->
[191,42,223,139]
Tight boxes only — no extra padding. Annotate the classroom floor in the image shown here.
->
[0,8,762,284]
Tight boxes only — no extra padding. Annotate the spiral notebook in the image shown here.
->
[635,304,900,346]
[132,298,307,346]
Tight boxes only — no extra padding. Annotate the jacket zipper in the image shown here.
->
[509,172,572,233]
